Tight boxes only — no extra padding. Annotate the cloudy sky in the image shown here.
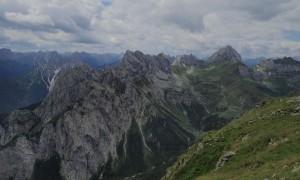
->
[0,0,299,58]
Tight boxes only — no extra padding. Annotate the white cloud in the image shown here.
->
[0,0,299,58]
[5,11,53,25]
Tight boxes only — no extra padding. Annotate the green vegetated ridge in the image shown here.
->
[173,61,277,121]
[163,96,300,179]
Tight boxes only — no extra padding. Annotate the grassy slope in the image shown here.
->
[163,96,300,180]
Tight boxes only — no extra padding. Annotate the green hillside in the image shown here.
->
[163,96,300,179]
[173,62,275,120]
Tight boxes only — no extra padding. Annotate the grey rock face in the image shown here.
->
[0,137,37,180]
[35,65,97,123]
[238,66,265,82]
[172,54,204,67]
[256,59,276,72]
[239,57,300,90]
[253,57,300,88]
[121,50,172,75]
[215,151,235,169]
[256,57,300,73]
[208,45,243,64]
[0,110,41,146]
[0,110,41,180]
[0,50,216,180]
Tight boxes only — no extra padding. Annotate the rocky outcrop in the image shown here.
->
[238,66,265,81]
[0,50,225,180]
[208,45,243,64]
[0,110,41,146]
[172,54,204,67]
[0,137,37,179]
[215,151,235,169]
[121,50,171,74]
[238,57,300,93]
[34,65,97,123]
[255,57,300,74]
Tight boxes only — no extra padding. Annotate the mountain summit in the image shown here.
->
[208,45,242,64]
[121,50,171,74]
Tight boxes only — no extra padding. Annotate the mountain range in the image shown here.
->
[0,46,299,179]
[0,49,123,114]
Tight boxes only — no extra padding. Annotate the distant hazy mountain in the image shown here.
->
[172,54,205,67]
[70,51,123,68]
[244,56,300,67]
[164,54,176,63]
[0,48,123,114]
[0,48,34,79]
[243,57,266,67]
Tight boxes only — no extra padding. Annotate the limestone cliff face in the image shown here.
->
[0,51,225,180]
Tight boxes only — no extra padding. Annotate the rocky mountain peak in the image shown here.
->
[274,57,300,66]
[34,51,63,64]
[120,50,171,74]
[256,59,275,69]
[172,54,204,67]
[208,45,242,64]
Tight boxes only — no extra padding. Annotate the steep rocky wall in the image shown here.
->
[0,50,220,180]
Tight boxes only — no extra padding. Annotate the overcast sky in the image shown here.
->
[0,0,299,58]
